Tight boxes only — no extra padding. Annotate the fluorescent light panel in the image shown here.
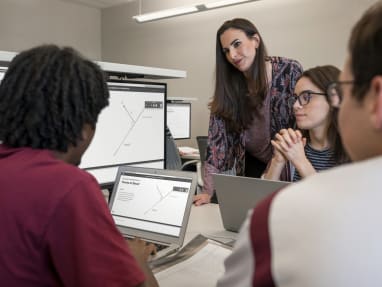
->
[204,0,251,9]
[133,6,198,23]
[133,0,257,23]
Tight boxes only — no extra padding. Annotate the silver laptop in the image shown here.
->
[109,166,197,258]
[213,174,289,232]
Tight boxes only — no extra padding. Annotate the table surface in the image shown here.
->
[155,204,237,286]
[180,153,200,160]
[185,203,237,245]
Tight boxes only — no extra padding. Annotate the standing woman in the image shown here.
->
[194,18,303,205]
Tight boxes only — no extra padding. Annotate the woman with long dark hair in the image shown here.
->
[194,18,303,205]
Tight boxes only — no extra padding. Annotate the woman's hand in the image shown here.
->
[262,137,287,181]
[193,193,211,206]
[272,129,306,163]
[270,140,287,164]
[272,128,315,178]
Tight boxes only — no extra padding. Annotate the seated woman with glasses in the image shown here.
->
[263,65,349,182]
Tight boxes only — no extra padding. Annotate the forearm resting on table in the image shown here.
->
[263,157,285,180]
[293,157,316,178]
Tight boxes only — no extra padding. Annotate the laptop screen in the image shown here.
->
[110,171,193,237]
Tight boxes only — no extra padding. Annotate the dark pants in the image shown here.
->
[244,151,267,178]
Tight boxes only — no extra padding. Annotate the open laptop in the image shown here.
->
[213,174,290,232]
[109,166,197,258]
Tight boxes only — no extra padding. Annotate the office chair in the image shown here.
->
[195,135,218,203]
[165,126,198,171]
[196,136,208,187]
[196,136,208,167]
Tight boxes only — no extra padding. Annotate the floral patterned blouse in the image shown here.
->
[203,57,303,196]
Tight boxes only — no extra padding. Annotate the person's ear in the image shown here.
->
[369,76,382,130]
[81,123,95,143]
[253,34,260,49]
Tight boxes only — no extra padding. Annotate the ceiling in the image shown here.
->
[60,0,136,9]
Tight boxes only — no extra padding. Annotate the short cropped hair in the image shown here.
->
[349,1,382,101]
[0,45,109,152]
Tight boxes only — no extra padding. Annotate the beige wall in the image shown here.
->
[0,0,377,147]
[101,0,377,147]
[0,0,101,60]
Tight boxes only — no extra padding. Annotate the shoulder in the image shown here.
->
[250,159,380,236]
[270,56,303,74]
[24,151,101,206]
[48,160,99,192]
[267,157,382,224]
[209,113,227,133]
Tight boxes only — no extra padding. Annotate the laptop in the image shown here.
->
[109,166,197,258]
[213,174,290,232]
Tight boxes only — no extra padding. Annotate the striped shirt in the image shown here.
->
[293,144,336,182]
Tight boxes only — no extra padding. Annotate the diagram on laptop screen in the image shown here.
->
[111,173,192,227]
[80,82,165,169]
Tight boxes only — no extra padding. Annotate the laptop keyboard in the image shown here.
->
[154,242,168,253]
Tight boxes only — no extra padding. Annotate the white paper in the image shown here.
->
[178,146,199,155]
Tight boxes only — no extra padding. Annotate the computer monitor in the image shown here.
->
[166,102,191,140]
[0,61,9,82]
[80,80,167,186]
[0,69,6,82]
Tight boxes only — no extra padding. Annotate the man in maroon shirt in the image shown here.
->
[0,45,158,287]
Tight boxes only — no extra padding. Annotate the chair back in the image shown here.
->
[196,136,208,166]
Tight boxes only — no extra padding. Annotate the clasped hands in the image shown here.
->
[271,128,307,165]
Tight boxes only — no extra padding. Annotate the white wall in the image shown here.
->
[0,0,101,60]
[0,0,377,147]
[101,0,378,147]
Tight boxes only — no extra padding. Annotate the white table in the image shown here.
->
[185,203,237,244]
[155,204,237,287]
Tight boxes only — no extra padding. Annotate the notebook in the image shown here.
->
[109,166,197,258]
[213,174,290,232]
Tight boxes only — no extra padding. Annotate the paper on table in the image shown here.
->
[155,240,231,287]
[178,146,199,155]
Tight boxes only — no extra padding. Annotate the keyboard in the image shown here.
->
[153,242,168,253]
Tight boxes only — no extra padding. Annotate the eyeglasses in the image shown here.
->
[292,90,327,106]
[327,81,354,108]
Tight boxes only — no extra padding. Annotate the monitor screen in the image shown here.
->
[0,64,8,82]
[80,81,166,185]
[110,170,193,237]
[166,102,191,140]
[0,70,6,82]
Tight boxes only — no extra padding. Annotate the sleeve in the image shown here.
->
[218,190,280,287]
[287,60,304,128]
[202,114,229,196]
[217,211,254,287]
[44,176,145,287]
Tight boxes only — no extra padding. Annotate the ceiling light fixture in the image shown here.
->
[133,0,258,23]
[204,0,252,9]
[133,6,198,23]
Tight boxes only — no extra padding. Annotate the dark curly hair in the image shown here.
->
[0,45,109,152]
